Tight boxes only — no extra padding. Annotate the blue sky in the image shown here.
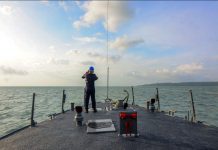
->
[0,1,218,86]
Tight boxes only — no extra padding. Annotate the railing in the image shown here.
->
[142,87,197,123]
[0,89,74,140]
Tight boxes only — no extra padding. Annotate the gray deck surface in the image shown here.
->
[0,102,218,150]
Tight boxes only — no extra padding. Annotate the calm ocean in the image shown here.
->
[0,86,218,137]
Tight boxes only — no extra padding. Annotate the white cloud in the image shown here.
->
[126,71,146,79]
[80,61,95,66]
[155,63,203,75]
[109,55,121,63]
[86,52,121,63]
[47,57,70,65]
[110,35,144,51]
[66,50,81,55]
[65,49,121,64]
[49,45,55,50]
[48,45,56,53]
[40,0,49,5]
[72,36,104,43]
[155,69,170,74]
[175,63,203,74]
[87,52,101,57]
[4,78,9,82]
[94,32,103,37]
[73,1,133,32]
[59,1,69,12]
[0,5,13,15]
[74,1,82,8]
[0,66,28,75]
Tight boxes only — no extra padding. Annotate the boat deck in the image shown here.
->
[0,102,218,150]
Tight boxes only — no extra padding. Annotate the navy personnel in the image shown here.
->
[82,66,98,113]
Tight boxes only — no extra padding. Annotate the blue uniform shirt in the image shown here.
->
[82,73,98,90]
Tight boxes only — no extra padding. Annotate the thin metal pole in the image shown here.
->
[189,90,196,122]
[107,67,109,99]
[188,110,190,121]
[31,93,36,127]
[106,0,110,100]
[106,0,109,66]
[131,86,135,105]
[156,88,160,111]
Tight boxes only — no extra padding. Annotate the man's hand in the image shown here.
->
[82,71,89,79]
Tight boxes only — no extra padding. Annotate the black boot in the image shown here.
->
[85,108,89,113]
[93,108,97,113]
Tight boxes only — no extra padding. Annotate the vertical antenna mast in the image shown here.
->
[106,0,110,100]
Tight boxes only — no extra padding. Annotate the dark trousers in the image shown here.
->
[84,88,96,110]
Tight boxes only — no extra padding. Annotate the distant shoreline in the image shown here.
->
[142,82,218,86]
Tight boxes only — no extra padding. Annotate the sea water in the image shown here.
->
[0,86,218,137]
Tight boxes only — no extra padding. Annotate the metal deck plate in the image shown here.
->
[87,119,116,133]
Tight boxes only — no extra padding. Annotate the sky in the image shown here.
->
[0,1,218,86]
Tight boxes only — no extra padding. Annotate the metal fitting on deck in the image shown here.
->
[146,101,150,110]
[150,98,156,112]
[74,106,83,126]
[71,103,74,111]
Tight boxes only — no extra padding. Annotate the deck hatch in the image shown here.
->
[87,119,116,133]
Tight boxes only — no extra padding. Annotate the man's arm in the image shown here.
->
[82,71,88,79]
[95,74,98,80]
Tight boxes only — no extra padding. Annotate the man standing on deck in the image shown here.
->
[82,66,98,113]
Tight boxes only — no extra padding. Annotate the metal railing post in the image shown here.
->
[62,90,66,113]
[31,93,36,127]
[71,103,74,111]
[189,90,196,122]
[131,86,135,105]
[156,88,160,111]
